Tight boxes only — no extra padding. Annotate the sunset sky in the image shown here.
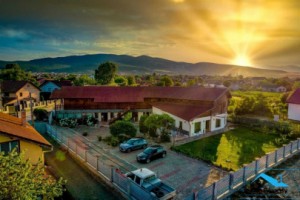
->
[0,0,299,68]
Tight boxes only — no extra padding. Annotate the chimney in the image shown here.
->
[21,110,27,126]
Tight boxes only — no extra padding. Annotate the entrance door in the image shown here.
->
[205,120,210,132]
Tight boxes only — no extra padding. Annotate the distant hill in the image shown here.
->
[0,54,296,77]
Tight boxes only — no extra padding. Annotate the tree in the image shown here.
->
[0,149,65,199]
[157,76,174,86]
[33,108,48,121]
[114,76,128,86]
[0,63,36,84]
[94,62,118,85]
[187,79,196,86]
[144,114,175,140]
[74,75,96,86]
[223,80,231,87]
[110,121,137,138]
[127,75,136,86]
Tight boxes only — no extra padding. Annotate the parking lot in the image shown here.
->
[54,125,228,199]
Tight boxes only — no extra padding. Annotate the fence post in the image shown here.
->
[290,142,293,154]
[242,165,247,182]
[297,138,300,150]
[229,172,234,190]
[111,167,114,182]
[283,145,286,158]
[96,155,99,171]
[275,150,278,163]
[265,154,269,169]
[212,182,217,200]
[255,158,259,174]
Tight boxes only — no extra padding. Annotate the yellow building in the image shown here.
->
[0,112,51,164]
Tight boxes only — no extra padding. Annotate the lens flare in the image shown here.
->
[233,55,252,66]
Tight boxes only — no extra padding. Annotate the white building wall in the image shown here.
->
[288,103,300,121]
[152,107,191,133]
[152,107,228,137]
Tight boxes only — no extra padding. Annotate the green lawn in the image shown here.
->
[173,127,282,171]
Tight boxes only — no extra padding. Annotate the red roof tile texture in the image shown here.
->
[51,86,230,103]
[151,102,213,121]
[287,89,300,104]
[0,113,51,147]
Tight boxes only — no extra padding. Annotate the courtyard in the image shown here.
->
[50,124,228,199]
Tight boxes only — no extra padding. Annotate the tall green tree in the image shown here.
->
[157,76,174,86]
[74,75,96,86]
[144,114,175,138]
[0,63,36,84]
[0,150,65,199]
[94,62,118,85]
[127,75,136,86]
[110,121,137,138]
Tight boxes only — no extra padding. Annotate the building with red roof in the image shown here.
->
[287,88,300,121]
[51,86,231,136]
[0,112,51,164]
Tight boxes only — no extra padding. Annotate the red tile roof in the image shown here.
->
[1,80,40,93]
[51,86,230,103]
[287,89,300,104]
[0,113,51,147]
[151,102,214,121]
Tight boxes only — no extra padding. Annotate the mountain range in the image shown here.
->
[0,54,299,77]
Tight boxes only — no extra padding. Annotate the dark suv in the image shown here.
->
[136,145,166,163]
[119,138,148,152]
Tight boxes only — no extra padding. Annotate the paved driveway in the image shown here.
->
[53,125,227,199]
[110,144,227,199]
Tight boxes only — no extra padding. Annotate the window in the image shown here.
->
[179,121,183,130]
[216,119,221,128]
[194,122,201,133]
[135,176,141,185]
[0,140,19,155]
[19,92,23,97]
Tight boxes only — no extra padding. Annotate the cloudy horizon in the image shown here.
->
[0,0,299,68]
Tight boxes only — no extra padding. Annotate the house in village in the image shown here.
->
[1,81,40,113]
[287,88,300,121]
[39,80,72,100]
[51,86,231,136]
[0,112,51,164]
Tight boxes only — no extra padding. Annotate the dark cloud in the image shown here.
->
[0,0,299,67]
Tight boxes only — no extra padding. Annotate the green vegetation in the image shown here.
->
[110,120,137,138]
[141,114,174,142]
[173,127,287,171]
[0,149,65,199]
[0,63,37,85]
[33,108,48,121]
[229,91,288,118]
[94,62,118,85]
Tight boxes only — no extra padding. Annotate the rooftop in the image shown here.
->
[0,113,51,148]
[51,86,230,103]
[287,88,300,104]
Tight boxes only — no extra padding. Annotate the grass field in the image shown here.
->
[173,127,282,171]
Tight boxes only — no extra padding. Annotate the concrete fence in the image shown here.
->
[35,123,159,200]
[185,138,300,200]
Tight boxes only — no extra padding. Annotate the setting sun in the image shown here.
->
[233,55,252,67]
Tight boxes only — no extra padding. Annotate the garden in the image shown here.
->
[172,119,300,171]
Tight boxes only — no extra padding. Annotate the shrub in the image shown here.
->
[110,121,137,137]
[59,118,78,128]
[117,134,130,143]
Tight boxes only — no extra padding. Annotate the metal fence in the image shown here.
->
[188,138,300,200]
[39,123,158,200]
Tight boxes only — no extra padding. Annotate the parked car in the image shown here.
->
[136,145,166,163]
[119,138,148,152]
[125,168,176,199]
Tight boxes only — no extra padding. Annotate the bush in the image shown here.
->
[117,134,130,143]
[110,121,137,137]
[103,136,119,146]
[33,108,48,121]
[59,118,78,128]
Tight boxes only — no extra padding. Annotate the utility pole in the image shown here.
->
[30,92,34,127]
